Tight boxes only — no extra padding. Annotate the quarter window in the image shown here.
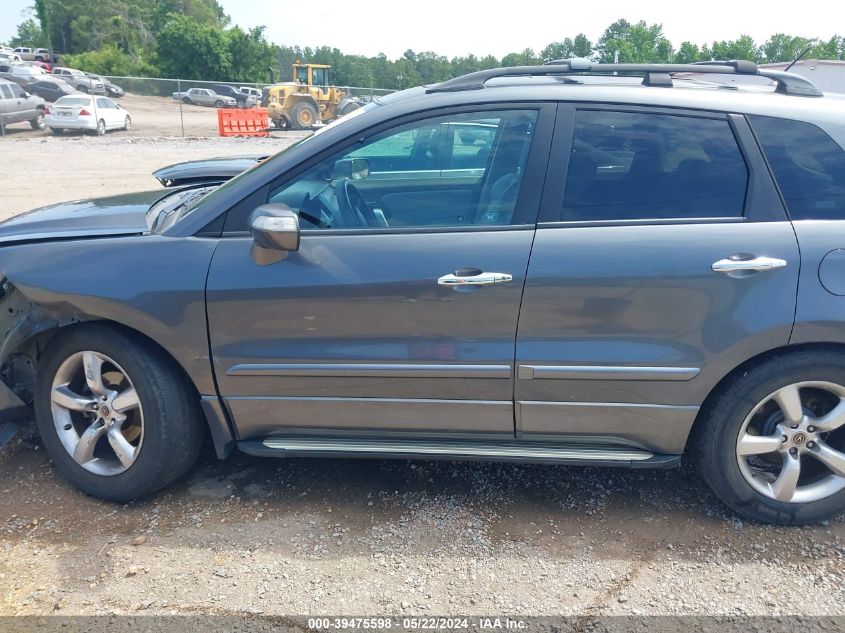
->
[268,109,538,229]
[561,110,748,221]
[0,85,11,99]
[750,115,845,221]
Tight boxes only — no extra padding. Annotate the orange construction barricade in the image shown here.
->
[217,108,270,137]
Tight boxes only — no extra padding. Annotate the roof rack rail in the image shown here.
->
[427,59,823,97]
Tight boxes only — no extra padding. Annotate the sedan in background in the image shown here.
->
[26,60,53,73]
[45,95,131,135]
[84,73,125,98]
[27,79,80,102]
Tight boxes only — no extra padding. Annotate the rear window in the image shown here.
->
[750,115,845,220]
[55,96,91,106]
[561,110,748,221]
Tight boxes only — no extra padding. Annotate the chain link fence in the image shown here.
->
[1,74,394,138]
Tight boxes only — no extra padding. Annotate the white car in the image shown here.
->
[45,95,131,135]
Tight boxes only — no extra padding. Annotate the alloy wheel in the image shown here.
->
[50,351,144,476]
[736,381,845,503]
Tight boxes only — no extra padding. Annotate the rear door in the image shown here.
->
[514,104,799,455]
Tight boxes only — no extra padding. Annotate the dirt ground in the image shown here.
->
[1,132,845,622]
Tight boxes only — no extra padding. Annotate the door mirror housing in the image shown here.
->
[248,203,300,265]
[332,157,370,181]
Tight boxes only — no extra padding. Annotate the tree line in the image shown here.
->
[7,2,845,88]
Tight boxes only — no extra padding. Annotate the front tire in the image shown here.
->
[214,100,223,108]
[291,101,318,129]
[123,115,131,131]
[692,349,845,524]
[34,324,204,502]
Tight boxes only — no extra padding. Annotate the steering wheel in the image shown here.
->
[339,180,380,228]
[299,192,335,229]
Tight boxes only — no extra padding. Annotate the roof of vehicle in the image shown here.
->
[374,62,845,135]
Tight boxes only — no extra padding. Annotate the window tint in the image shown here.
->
[9,83,25,98]
[561,110,748,221]
[750,115,845,220]
[268,109,538,230]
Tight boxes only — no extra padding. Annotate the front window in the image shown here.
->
[267,109,538,230]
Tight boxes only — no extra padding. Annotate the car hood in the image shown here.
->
[0,190,164,245]
[153,155,265,186]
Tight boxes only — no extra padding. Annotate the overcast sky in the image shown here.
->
[3,0,843,58]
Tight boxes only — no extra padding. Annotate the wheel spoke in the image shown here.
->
[51,385,96,412]
[813,400,845,433]
[773,384,804,425]
[112,387,139,413]
[737,433,783,456]
[82,352,108,397]
[73,420,107,464]
[769,453,802,502]
[810,441,845,477]
[107,427,137,469]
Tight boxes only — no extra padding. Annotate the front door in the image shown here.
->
[515,105,800,455]
[207,105,553,441]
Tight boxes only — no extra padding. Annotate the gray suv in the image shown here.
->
[1,60,844,525]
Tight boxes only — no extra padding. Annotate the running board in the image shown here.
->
[238,437,681,469]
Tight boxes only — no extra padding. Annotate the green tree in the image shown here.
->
[9,18,47,48]
[154,14,231,79]
[761,33,813,62]
[226,25,272,82]
[541,34,593,61]
[597,19,673,62]
[675,41,702,63]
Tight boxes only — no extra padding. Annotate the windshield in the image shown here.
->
[147,185,218,234]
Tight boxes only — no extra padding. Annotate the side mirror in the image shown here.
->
[248,203,300,265]
[332,157,370,181]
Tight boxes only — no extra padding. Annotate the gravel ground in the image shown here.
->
[1,133,845,622]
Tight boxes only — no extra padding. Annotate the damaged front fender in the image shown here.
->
[0,279,85,412]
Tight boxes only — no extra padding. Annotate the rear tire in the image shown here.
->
[34,324,205,502]
[340,101,362,116]
[30,110,45,130]
[95,119,106,136]
[274,115,291,130]
[692,349,845,525]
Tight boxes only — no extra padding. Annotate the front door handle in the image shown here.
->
[712,256,787,274]
[438,268,513,287]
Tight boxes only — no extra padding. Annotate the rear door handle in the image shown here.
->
[712,256,787,274]
[438,268,513,287]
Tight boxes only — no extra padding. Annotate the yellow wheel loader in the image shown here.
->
[263,63,362,130]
